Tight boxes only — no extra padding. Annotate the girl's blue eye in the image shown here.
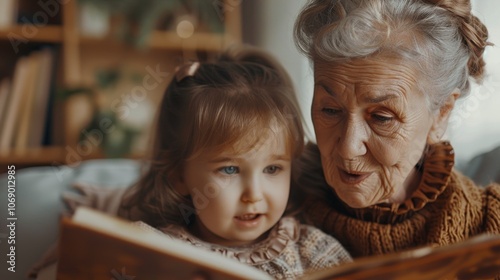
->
[220,166,238,175]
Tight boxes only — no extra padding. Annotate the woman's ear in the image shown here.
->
[428,90,460,143]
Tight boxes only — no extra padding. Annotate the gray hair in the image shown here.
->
[295,0,489,111]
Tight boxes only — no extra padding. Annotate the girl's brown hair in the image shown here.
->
[120,47,305,227]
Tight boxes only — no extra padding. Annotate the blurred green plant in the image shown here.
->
[78,0,224,47]
[58,68,145,158]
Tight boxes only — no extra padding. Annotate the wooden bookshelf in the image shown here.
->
[0,25,63,43]
[0,146,93,167]
[152,32,236,51]
[0,0,241,172]
[80,32,232,52]
[0,27,239,52]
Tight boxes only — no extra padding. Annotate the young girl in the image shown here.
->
[120,48,352,279]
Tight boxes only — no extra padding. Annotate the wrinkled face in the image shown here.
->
[180,132,291,246]
[312,57,439,208]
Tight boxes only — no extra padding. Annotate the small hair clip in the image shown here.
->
[175,62,200,82]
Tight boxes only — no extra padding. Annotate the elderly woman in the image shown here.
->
[294,0,500,258]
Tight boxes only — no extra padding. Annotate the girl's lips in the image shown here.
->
[234,213,262,228]
[338,168,372,185]
[235,213,259,221]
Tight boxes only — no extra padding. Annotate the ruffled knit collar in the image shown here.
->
[335,141,455,224]
[159,216,299,265]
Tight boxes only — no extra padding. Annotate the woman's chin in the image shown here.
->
[336,192,374,209]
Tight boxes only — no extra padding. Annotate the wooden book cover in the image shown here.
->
[57,207,273,280]
[304,234,500,280]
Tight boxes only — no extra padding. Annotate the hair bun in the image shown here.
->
[423,0,490,79]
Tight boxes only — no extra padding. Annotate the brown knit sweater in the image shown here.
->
[297,141,500,258]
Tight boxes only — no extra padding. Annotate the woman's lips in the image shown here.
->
[338,168,372,185]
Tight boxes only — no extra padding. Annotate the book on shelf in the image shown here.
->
[0,0,17,28]
[22,48,56,149]
[14,50,43,151]
[0,56,29,152]
[31,48,56,148]
[0,48,56,153]
[0,78,11,133]
[55,207,500,280]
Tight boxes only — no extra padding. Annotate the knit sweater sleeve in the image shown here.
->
[298,224,353,273]
[484,183,500,233]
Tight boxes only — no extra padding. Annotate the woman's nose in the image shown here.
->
[337,118,368,160]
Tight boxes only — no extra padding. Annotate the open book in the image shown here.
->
[57,207,500,280]
[57,207,272,280]
[308,233,500,280]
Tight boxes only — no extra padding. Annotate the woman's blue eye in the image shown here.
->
[220,166,238,175]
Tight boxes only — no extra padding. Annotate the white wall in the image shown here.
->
[242,0,314,140]
[243,0,500,167]
[448,0,500,168]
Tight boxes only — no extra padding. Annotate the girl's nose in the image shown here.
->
[241,176,264,203]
